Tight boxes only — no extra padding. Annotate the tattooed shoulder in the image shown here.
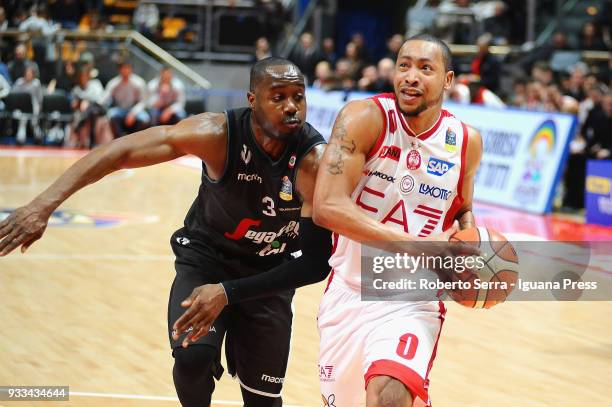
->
[326,109,357,175]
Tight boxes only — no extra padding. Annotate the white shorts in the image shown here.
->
[318,278,446,407]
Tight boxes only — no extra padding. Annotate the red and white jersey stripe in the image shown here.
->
[329,93,468,290]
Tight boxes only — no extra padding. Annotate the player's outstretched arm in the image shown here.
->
[313,100,419,243]
[454,125,483,230]
[0,113,227,256]
[172,145,334,347]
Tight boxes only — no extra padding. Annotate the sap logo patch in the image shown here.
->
[427,157,455,176]
[418,183,452,200]
[378,145,401,161]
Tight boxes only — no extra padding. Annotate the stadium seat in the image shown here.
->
[41,91,74,145]
[2,92,38,144]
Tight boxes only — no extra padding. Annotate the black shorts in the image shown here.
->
[167,229,294,397]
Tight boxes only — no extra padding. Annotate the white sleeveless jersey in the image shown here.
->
[328,93,469,291]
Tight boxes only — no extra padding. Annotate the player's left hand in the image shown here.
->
[172,283,228,348]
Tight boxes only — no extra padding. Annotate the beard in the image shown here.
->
[396,90,443,117]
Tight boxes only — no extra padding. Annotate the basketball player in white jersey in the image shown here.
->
[313,34,483,406]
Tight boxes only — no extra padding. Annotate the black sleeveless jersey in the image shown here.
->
[180,107,325,270]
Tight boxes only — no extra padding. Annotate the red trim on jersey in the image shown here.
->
[425,301,447,380]
[366,96,388,160]
[413,209,441,220]
[442,121,469,230]
[365,359,429,403]
[393,100,446,142]
[323,233,339,293]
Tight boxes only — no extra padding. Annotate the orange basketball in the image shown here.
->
[447,227,519,309]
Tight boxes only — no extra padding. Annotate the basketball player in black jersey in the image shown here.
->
[0,58,333,407]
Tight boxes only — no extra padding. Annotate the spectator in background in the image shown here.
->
[583,91,612,159]
[545,84,578,114]
[101,61,149,138]
[68,66,112,148]
[142,66,186,126]
[531,61,554,86]
[289,32,324,83]
[375,57,395,93]
[133,2,159,39]
[350,32,371,64]
[334,58,356,91]
[384,34,404,61]
[563,64,588,101]
[19,4,61,83]
[321,37,337,67]
[253,37,272,61]
[448,79,506,108]
[0,72,10,108]
[312,61,336,91]
[482,1,512,45]
[357,65,380,92]
[470,33,501,93]
[579,21,607,51]
[344,41,365,81]
[579,82,607,124]
[0,52,10,84]
[8,43,39,83]
[50,60,77,92]
[524,80,547,110]
[510,79,527,106]
[0,7,8,31]
[12,65,43,114]
[562,91,612,210]
[12,65,43,144]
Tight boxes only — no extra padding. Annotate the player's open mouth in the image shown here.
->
[283,119,301,128]
[400,88,423,102]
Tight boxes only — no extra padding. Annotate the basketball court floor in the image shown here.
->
[1,148,611,406]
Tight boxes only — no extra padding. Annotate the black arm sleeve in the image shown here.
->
[221,217,332,304]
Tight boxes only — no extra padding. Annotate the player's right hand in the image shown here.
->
[0,205,50,256]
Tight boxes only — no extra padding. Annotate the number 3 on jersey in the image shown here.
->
[396,333,418,360]
[262,196,276,217]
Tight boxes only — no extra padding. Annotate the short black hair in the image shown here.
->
[404,34,453,71]
[249,57,303,92]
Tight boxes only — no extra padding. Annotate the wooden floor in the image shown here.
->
[1,150,611,407]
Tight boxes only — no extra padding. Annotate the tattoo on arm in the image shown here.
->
[326,115,356,175]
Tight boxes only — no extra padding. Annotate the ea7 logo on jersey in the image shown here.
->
[241,144,252,164]
[419,183,452,200]
[427,157,455,176]
[378,145,401,161]
[319,365,334,382]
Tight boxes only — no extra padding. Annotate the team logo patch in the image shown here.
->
[241,144,252,164]
[378,145,401,161]
[418,183,452,200]
[445,128,457,152]
[322,394,336,407]
[406,149,421,170]
[427,157,455,176]
[279,176,293,201]
[288,154,297,169]
[399,175,415,195]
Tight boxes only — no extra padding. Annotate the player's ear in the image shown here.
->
[444,70,455,91]
[247,91,256,109]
